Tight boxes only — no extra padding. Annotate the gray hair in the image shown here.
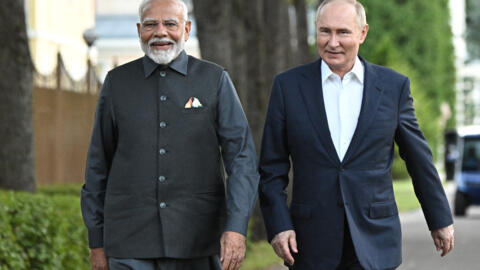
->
[315,0,367,29]
[138,0,188,21]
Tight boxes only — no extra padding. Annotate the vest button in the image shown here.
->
[159,122,167,128]
[160,95,167,101]
[160,71,166,77]
[159,148,166,155]
[158,176,166,182]
[159,202,167,208]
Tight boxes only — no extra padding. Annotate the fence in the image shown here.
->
[33,53,100,185]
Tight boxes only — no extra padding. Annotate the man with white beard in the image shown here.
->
[81,0,259,269]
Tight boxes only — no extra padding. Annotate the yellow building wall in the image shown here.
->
[26,0,96,79]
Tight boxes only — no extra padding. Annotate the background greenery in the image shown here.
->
[359,0,456,178]
[0,189,89,270]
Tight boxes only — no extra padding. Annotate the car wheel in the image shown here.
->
[454,190,469,216]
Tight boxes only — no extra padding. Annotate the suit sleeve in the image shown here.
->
[81,73,117,248]
[259,76,294,242]
[395,77,453,231]
[216,71,260,236]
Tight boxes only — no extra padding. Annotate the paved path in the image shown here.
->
[399,184,480,270]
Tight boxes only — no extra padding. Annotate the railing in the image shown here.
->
[33,52,101,93]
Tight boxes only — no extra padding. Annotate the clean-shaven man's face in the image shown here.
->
[137,0,191,64]
[316,1,368,77]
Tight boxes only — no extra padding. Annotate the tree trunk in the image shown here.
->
[0,0,36,192]
[193,0,296,241]
[294,0,312,64]
[263,0,293,87]
[191,0,233,69]
[192,0,270,149]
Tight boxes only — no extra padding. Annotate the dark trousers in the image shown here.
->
[108,255,221,270]
[336,220,364,270]
[336,220,397,270]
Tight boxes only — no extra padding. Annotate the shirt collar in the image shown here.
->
[142,50,188,78]
[321,56,364,84]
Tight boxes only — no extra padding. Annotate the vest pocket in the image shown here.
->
[182,107,209,113]
[369,201,398,219]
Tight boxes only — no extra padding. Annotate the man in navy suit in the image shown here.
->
[259,0,454,269]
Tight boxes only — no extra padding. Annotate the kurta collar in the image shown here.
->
[142,50,188,78]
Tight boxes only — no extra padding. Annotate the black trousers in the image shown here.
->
[336,220,364,270]
[336,219,398,270]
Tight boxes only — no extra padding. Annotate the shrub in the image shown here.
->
[0,190,89,270]
[37,184,82,197]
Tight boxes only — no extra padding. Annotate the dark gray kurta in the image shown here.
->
[81,51,259,259]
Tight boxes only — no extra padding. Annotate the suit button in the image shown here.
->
[340,166,345,171]
[160,95,167,101]
[160,71,166,77]
[159,202,167,208]
[158,176,166,182]
[159,148,166,155]
[159,121,167,128]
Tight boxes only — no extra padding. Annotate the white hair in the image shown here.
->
[316,0,367,29]
[138,0,188,21]
[140,34,185,64]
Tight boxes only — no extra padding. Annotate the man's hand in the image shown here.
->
[90,248,109,270]
[431,224,454,257]
[271,230,298,266]
[220,231,246,270]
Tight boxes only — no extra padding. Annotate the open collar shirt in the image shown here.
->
[321,56,364,161]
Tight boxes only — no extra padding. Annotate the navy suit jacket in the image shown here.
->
[259,58,453,270]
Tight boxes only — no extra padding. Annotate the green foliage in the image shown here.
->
[360,0,456,154]
[393,179,421,212]
[370,37,439,178]
[0,189,89,270]
[37,184,82,197]
[243,241,282,270]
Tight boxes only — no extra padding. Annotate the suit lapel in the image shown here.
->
[342,58,383,164]
[299,60,340,165]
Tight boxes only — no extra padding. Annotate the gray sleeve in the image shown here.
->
[216,71,260,236]
[81,73,117,248]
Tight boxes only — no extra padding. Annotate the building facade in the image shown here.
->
[25,0,96,79]
[450,0,480,126]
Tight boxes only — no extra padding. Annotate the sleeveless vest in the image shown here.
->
[103,55,226,258]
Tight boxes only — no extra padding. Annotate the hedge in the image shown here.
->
[0,189,89,270]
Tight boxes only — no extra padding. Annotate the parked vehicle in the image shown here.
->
[454,125,480,216]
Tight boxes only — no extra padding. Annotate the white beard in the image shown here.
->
[140,33,185,64]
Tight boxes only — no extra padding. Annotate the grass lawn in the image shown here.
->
[393,179,421,212]
[242,241,282,270]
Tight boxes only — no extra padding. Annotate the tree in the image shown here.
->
[193,0,300,241]
[192,0,295,149]
[0,0,36,192]
[466,0,480,59]
[360,0,456,159]
[293,0,313,64]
